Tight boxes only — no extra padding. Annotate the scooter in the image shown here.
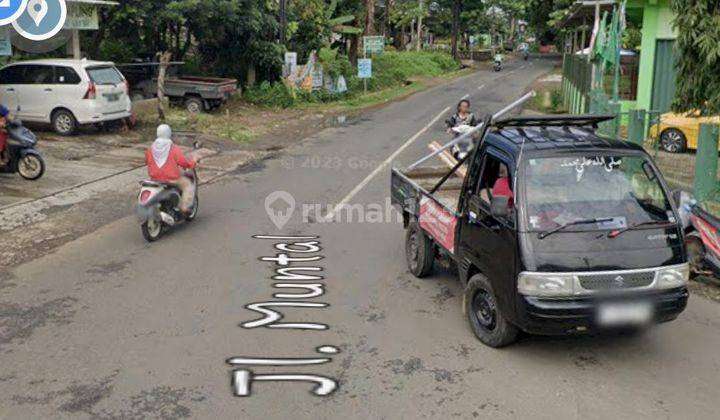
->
[0,119,45,180]
[450,124,475,161]
[136,142,201,242]
[677,191,720,276]
[494,59,502,72]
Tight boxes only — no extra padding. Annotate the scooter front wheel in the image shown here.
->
[18,154,45,181]
[142,219,163,242]
[185,195,199,222]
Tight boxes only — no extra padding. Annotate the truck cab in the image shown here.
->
[391,115,689,347]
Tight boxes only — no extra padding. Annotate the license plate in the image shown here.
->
[103,93,120,102]
[597,302,653,326]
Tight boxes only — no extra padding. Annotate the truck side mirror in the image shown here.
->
[490,196,510,218]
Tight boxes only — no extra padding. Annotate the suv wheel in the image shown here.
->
[52,110,78,136]
[405,220,435,278]
[463,273,519,347]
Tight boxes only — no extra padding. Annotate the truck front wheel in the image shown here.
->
[405,221,435,278]
[464,273,519,347]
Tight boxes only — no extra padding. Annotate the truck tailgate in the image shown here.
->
[392,167,461,253]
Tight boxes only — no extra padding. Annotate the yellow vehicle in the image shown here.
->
[650,111,720,153]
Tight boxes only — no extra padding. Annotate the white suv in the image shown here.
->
[0,59,132,135]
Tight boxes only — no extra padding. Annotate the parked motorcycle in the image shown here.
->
[677,191,720,276]
[0,119,45,180]
[136,142,200,242]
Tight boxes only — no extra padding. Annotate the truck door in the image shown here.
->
[458,148,517,313]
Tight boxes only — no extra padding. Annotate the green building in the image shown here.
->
[561,0,677,117]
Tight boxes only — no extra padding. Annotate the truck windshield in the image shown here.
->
[524,155,673,232]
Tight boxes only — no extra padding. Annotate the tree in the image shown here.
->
[671,0,720,115]
[451,0,460,58]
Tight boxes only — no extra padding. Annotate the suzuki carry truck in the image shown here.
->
[391,115,689,347]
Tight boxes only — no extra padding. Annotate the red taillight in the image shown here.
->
[83,82,96,99]
[140,190,152,204]
[694,216,720,254]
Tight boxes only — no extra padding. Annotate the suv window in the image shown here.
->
[21,65,54,84]
[0,66,25,84]
[55,66,81,84]
[86,66,124,85]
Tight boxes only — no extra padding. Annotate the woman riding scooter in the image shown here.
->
[446,99,479,160]
[0,104,15,166]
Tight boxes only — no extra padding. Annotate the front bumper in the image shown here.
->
[516,287,689,335]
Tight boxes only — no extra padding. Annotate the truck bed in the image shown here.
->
[391,166,462,213]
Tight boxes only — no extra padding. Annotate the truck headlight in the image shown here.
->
[518,273,575,297]
[656,264,689,289]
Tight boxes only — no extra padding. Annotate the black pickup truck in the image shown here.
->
[391,114,689,347]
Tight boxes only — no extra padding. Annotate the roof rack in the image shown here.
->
[493,114,616,129]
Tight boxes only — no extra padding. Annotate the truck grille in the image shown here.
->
[578,271,656,290]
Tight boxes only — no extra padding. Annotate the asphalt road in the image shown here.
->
[2,59,720,420]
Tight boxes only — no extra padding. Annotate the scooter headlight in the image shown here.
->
[518,273,575,297]
[656,264,689,289]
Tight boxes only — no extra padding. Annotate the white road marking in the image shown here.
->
[461,94,470,100]
[477,84,486,90]
[323,106,451,222]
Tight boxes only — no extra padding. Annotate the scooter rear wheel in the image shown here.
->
[142,219,163,242]
[18,154,45,181]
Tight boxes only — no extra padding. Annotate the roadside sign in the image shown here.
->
[65,1,99,30]
[358,59,372,79]
[284,52,298,77]
[363,36,385,55]
[0,27,12,56]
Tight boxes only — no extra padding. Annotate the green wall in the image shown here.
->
[631,0,676,113]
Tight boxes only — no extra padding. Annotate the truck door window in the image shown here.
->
[476,155,513,208]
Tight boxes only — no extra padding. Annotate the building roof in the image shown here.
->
[559,0,618,28]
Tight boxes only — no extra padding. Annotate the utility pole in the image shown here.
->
[416,0,424,51]
[451,0,460,59]
[279,0,287,44]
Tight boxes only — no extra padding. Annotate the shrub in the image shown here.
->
[244,81,297,108]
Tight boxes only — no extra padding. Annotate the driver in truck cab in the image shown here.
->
[145,124,197,214]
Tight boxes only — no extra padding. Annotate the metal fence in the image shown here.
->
[561,54,593,114]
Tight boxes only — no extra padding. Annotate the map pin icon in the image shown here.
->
[28,0,49,26]
[265,191,295,230]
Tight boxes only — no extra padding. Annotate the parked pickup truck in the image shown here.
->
[391,114,689,347]
[117,63,237,113]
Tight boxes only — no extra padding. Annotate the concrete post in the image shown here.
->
[694,124,720,202]
[72,29,81,59]
[627,109,646,145]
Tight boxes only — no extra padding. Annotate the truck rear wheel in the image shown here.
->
[405,221,435,278]
[185,97,204,113]
[464,273,518,347]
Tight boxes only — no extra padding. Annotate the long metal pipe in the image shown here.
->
[407,90,536,170]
